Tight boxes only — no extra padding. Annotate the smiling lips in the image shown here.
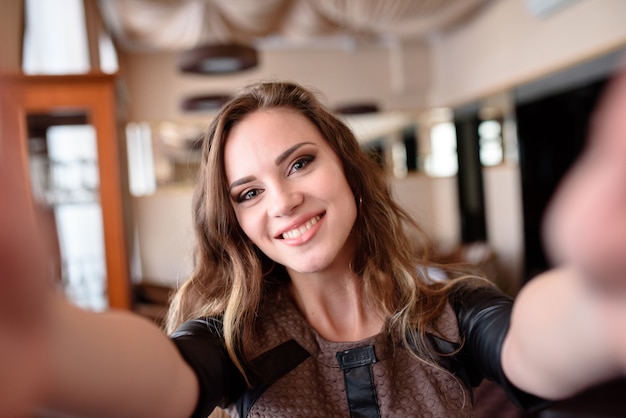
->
[280,215,322,240]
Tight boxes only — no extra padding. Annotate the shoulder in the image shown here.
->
[445,279,513,353]
[170,317,247,415]
[448,279,513,327]
[423,280,513,387]
[170,317,224,339]
[442,280,551,411]
[247,286,316,358]
[426,279,512,343]
[169,316,232,378]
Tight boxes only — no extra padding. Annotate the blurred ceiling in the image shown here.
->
[99,0,490,52]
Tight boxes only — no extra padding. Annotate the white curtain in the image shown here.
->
[98,0,487,51]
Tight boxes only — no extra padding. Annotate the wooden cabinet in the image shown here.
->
[0,74,132,309]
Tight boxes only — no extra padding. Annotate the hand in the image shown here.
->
[600,293,626,374]
[543,65,626,291]
[0,130,54,416]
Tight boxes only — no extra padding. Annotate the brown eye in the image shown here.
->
[289,155,314,175]
[238,188,262,202]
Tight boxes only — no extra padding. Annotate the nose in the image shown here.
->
[267,183,303,217]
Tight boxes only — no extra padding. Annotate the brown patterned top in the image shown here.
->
[225,288,474,418]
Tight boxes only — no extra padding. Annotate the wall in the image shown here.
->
[132,186,195,287]
[391,173,460,250]
[430,0,626,107]
[0,0,23,71]
[483,163,524,292]
[120,40,431,123]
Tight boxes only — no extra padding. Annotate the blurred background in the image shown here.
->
[1,1,625,415]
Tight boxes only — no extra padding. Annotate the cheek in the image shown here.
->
[335,182,357,223]
[234,209,264,244]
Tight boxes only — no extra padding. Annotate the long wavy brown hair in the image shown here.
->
[165,80,481,378]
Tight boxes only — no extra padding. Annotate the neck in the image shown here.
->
[287,271,385,342]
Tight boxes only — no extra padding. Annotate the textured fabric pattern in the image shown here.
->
[226,287,474,417]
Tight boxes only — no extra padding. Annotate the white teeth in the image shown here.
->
[281,216,320,239]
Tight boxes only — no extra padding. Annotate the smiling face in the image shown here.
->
[224,108,357,277]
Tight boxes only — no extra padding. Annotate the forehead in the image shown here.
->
[223,108,330,169]
[228,107,322,145]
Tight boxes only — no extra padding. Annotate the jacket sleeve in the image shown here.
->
[170,317,247,418]
[448,282,553,412]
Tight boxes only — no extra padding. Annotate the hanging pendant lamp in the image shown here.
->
[180,94,232,112]
[178,43,258,74]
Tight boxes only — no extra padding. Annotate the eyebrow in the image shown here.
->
[228,142,314,192]
[229,175,255,192]
[274,142,313,166]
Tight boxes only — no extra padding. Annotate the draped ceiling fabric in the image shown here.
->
[98,0,489,51]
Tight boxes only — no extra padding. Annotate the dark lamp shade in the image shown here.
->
[178,44,258,74]
[334,102,380,115]
[180,94,231,112]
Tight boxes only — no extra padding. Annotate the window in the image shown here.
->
[22,0,118,74]
[425,122,458,177]
[478,119,504,166]
[28,124,108,311]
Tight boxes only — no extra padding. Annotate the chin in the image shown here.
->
[285,259,331,275]
[290,265,326,275]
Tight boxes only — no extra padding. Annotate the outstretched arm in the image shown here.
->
[502,64,626,400]
[0,144,199,418]
[40,295,200,418]
[0,132,53,417]
[502,267,625,400]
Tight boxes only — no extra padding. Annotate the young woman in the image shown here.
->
[1,78,625,418]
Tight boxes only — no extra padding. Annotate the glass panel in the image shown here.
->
[478,119,504,167]
[27,112,108,311]
[125,121,204,194]
[425,122,458,177]
[22,0,90,74]
[99,29,120,74]
[126,122,156,196]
